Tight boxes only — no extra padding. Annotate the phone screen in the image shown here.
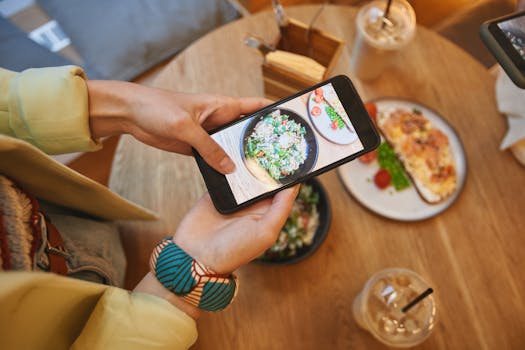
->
[211,82,365,205]
[497,15,525,64]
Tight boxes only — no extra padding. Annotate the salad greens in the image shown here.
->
[325,105,346,129]
[245,113,308,180]
[262,184,320,259]
[377,142,411,191]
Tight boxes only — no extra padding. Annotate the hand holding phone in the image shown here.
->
[480,11,525,88]
[87,80,275,174]
[193,75,380,213]
[172,186,299,273]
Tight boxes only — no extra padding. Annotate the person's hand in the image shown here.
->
[87,80,272,174]
[172,185,300,274]
[134,185,299,319]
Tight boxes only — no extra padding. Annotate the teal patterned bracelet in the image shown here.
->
[149,237,238,311]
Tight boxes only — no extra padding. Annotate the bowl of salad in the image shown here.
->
[241,108,318,185]
[256,178,331,265]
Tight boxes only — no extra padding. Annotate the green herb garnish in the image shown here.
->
[325,106,345,129]
[377,142,410,191]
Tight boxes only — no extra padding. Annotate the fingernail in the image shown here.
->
[220,156,236,173]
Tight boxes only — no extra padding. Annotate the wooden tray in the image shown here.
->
[263,18,344,100]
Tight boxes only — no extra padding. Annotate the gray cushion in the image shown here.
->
[0,17,68,70]
[36,0,239,80]
[0,17,102,77]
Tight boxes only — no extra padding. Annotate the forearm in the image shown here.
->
[87,80,138,139]
[134,272,200,320]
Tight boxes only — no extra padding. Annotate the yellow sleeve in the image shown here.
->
[0,66,101,154]
[71,289,198,350]
[0,272,197,350]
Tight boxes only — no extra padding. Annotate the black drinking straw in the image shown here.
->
[381,0,393,29]
[401,288,434,313]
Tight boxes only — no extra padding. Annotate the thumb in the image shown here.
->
[186,124,236,174]
[260,185,300,238]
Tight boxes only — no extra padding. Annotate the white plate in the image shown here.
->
[337,98,467,221]
[307,85,358,145]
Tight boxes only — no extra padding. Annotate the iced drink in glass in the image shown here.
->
[352,268,437,347]
[350,0,416,81]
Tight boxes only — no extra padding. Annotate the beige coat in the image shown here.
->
[0,66,197,349]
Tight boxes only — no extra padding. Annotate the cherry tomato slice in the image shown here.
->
[359,149,377,164]
[365,102,378,123]
[314,95,323,103]
[331,121,338,130]
[374,169,391,189]
[311,106,321,116]
[314,88,324,97]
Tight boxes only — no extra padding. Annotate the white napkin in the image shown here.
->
[496,69,525,150]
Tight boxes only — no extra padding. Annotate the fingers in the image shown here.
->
[260,185,300,236]
[202,96,274,130]
[184,124,236,174]
[236,97,274,116]
[188,96,273,173]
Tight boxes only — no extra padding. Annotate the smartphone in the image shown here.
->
[480,11,525,88]
[193,75,380,213]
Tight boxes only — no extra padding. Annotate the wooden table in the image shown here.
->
[109,5,525,349]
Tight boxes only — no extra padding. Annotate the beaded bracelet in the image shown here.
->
[149,237,238,311]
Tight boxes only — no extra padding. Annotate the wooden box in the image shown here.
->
[263,18,344,100]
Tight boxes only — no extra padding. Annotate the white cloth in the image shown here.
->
[496,68,525,150]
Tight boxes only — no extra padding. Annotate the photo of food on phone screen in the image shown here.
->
[497,15,525,60]
[211,83,365,205]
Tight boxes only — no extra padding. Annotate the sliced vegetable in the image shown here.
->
[374,169,391,189]
[311,106,321,116]
[359,149,377,164]
[365,102,378,123]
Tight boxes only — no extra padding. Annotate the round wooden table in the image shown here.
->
[109,5,525,349]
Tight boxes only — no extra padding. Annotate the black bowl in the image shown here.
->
[256,178,331,265]
[241,108,318,185]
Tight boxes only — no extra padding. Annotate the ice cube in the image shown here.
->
[370,279,387,302]
[381,284,397,305]
[396,322,406,335]
[390,307,405,321]
[379,316,397,335]
[395,274,411,287]
[404,318,421,335]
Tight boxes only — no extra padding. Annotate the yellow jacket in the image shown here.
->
[0,67,197,349]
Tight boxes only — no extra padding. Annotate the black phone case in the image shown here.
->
[193,75,380,214]
[480,13,525,89]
